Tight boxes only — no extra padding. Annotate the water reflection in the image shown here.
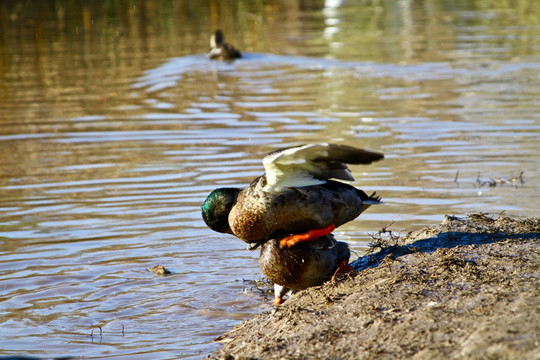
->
[1,0,540,359]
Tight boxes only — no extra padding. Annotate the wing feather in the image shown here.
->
[263,143,384,191]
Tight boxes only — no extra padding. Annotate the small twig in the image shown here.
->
[90,323,103,343]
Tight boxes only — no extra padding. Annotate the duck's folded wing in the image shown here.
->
[262,143,383,190]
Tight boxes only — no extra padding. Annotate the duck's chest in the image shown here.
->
[228,185,274,241]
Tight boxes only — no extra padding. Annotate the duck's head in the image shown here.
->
[201,187,240,234]
[210,30,224,48]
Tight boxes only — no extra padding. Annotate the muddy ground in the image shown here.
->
[210,214,540,360]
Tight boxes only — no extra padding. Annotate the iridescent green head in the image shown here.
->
[201,188,240,234]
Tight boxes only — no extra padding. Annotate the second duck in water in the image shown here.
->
[207,29,242,60]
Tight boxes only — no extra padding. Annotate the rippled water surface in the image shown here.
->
[1,1,539,358]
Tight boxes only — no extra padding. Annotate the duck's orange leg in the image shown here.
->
[280,224,335,248]
[274,297,285,306]
[334,260,353,275]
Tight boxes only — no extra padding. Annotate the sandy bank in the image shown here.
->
[211,214,540,360]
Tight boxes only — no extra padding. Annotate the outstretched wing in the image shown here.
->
[262,143,384,191]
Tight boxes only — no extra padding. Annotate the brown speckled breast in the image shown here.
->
[229,176,374,243]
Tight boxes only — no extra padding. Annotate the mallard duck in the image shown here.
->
[201,143,384,247]
[207,29,242,60]
[260,234,352,305]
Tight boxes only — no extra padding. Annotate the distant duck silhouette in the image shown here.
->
[259,234,352,305]
[202,143,384,248]
[207,30,242,60]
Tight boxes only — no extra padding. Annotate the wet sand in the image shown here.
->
[210,214,540,359]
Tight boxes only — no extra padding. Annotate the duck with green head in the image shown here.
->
[207,29,242,60]
[201,143,384,248]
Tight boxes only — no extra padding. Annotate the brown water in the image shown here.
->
[1,0,539,358]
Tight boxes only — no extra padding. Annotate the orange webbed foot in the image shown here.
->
[335,260,353,274]
[274,297,284,306]
[332,260,353,281]
[280,224,336,248]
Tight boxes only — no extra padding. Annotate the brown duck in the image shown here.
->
[201,143,384,248]
[260,234,352,305]
[207,30,242,60]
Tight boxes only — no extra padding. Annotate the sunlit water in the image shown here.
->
[1,1,539,359]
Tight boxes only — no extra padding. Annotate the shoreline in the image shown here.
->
[210,214,540,359]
